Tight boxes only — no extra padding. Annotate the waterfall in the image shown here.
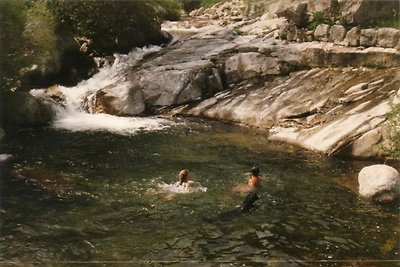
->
[31,46,173,135]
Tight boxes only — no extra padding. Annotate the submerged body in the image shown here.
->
[233,167,262,195]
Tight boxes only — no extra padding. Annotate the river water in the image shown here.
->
[1,42,399,266]
[1,119,399,265]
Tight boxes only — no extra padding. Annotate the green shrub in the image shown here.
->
[152,0,182,21]
[0,0,58,92]
[180,0,201,12]
[24,0,57,68]
[383,104,400,160]
[200,0,228,8]
[307,11,333,30]
[374,18,400,29]
[0,0,28,91]
[47,0,165,54]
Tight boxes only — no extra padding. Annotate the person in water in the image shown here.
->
[177,169,191,191]
[248,167,261,188]
[232,166,262,194]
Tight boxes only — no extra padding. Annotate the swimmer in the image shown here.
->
[248,167,261,188]
[177,169,191,191]
[233,166,262,194]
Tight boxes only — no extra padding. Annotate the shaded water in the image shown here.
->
[1,118,399,266]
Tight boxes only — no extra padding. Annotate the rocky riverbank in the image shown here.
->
[7,0,400,159]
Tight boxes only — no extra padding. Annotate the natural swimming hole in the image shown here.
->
[1,117,399,265]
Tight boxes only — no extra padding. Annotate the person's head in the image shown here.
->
[178,169,190,185]
[250,167,260,176]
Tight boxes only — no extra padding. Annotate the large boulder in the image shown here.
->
[344,26,360,47]
[377,28,400,48]
[314,24,331,42]
[351,128,384,157]
[245,0,296,19]
[329,25,347,44]
[358,165,400,202]
[276,1,309,28]
[224,52,281,84]
[131,61,223,107]
[85,80,145,116]
[360,29,377,47]
[1,91,54,127]
[307,0,339,19]
[339,0,399,26]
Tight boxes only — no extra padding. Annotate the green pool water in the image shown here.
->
[1,117,399,266]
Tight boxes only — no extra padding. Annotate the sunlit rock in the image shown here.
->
[2,91,54,127]
[182,66,398,158]
[351,128,383,158]
[88,80,145,116]
[314,24,331,42]
[344,26,360,47]
[360,29,377,47]
[377,28,400,48]
[224,52,281,84]
[278,20,290,39]
[0,154,12,165]
[276,1,309,28]
[358,164,400,202]
[307,0,339,20]
[44,85,65,102]
[329,25,347,44]
[339,0,399,26]
[131,60,223,107]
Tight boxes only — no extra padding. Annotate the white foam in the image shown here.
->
[33,45,172,135]
[158,181,207,194]
[52,112,170,135]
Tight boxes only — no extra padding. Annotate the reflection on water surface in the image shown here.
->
[1,118,399,265]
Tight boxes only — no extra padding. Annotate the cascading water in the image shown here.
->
[31,46,172,135]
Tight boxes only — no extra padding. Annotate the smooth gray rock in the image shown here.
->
[377,28,400,48]
[358,164,400,202]
[360,29,377,47]
[344,27,360,47]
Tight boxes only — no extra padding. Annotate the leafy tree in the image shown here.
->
[0,0,58,92]
[47,0,171,54]
[152,0,182,21]
[0,0,28,91]
[24,0,57,66]
[383,105,400,160]
[200,0,228,8]
[180,0,201,12]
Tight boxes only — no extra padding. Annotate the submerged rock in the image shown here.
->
[358,164,400,202]
[0,154,13,165]
[1,91,55,127]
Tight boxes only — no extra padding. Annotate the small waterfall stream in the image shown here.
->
[31,45,171,135]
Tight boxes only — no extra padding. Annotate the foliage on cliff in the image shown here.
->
[384,105,400,160]
[0,0,58,91]
[180,0,228,11]
[47,0,178,54]
[0,0,27,91]
[0,0,181,92]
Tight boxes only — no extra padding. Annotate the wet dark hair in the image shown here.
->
[250,167,260,176]
[178,169,189,185]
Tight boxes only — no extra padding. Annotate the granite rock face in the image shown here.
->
[358,165,400,202]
